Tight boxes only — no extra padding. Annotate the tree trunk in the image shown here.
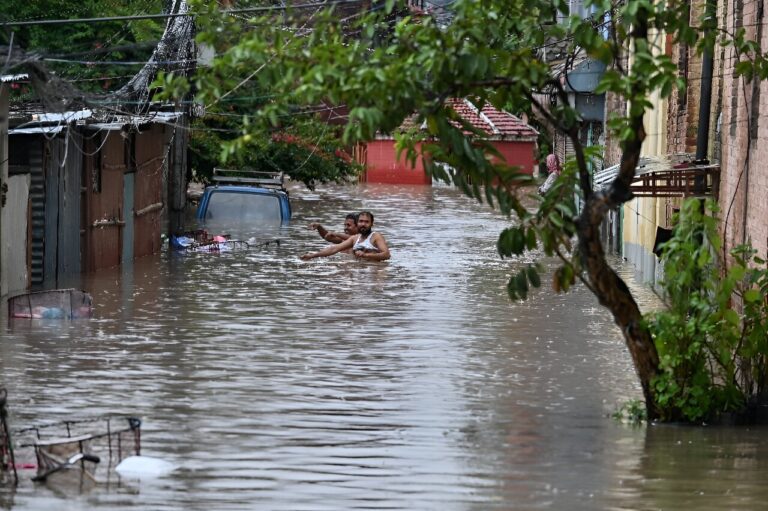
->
[578,197,661,419]
[565,5,666,420]
[573,109,663,418]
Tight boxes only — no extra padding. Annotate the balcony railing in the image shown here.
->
[593,156,720,198]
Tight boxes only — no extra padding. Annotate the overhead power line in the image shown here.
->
[43,57,193,66]
[0,0,365,28]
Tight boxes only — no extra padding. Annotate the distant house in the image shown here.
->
[357,99,539,185]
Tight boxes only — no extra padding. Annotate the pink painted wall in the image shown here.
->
[362,140,432,185]
[492,141,537,174]
[362,139,537,185]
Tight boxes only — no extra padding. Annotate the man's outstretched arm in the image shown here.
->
[325,232,350,244]
[308,223,349,244]
[301,236,356,260]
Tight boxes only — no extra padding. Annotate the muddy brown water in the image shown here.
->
[2,183,768,510]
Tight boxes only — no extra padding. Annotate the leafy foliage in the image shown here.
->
[648,200,768,422]
[189,114,360,188]
[155,0,699,279]
[612,399,647,425]
[0,0,165,95]
[155,0,768,421]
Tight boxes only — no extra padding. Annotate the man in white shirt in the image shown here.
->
[301,211,390,261]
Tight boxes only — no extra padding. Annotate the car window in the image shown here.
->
[206,191,282,222]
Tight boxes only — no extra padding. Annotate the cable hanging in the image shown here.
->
[0,0,367,28]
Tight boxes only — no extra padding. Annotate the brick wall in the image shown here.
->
[719,0,768,258]
[603,91,626,167]
[603,48,629,168]
[666,0,707,156]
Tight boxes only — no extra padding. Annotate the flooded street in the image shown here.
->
[2,183,768,510]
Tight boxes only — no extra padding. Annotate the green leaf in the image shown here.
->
[730,265,746,281]
[744,289,761,303]
[526,228,537,250]
[560,264,574,292]
[515,271,529,300]
[735,60,754,81]
[511,228,525,255]
[554,202,574,218]
[526,265,541,288]
[723,309,740,326]
[548,212,565,228]
[267,109,279,126]
[497,228,515,258]
[506,277,518,300]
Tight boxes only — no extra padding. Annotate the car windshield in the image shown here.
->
[205,191,282,222]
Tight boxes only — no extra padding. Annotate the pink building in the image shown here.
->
[358,99,539,185]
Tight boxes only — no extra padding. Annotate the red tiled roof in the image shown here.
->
[379,99,538,141]
[447,98,539,140]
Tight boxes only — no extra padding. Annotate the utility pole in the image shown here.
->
[694,0,716,194]
[168,117,188,235]
[0,83,8,297]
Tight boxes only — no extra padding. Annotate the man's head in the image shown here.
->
[357,211,374,236]
[344,213,359,235]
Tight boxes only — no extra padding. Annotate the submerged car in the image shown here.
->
[195,169,292,224]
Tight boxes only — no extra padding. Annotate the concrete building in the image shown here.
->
[615,0,767,283]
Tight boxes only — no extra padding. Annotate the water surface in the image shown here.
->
[2,183,767,510]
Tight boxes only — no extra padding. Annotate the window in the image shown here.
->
[205,191,282,222]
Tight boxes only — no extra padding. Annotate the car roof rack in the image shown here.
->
[212,168,285,189]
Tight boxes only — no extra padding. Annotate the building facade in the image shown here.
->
[359,99,538,185]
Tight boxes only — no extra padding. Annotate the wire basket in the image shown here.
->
[13,417,141,483]
[182,240,250,253]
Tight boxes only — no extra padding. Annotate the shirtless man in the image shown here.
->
[307,213,358,244]
[301,211,390,261]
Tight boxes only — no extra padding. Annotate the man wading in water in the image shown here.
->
[301,211,391,261]
[307,212,359,244]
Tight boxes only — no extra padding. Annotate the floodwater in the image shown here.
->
[2,183,768,510]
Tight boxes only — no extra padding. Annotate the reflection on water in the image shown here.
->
[1,183,767,510]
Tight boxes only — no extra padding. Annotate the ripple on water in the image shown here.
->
[2,184,765,510]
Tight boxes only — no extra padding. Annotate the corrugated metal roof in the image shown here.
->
[37,110,93,123]
[85,111,183,130]
[594,157,648,190]
[594,155,720,197]
[594,156,683,190]
[9,109,184,133]
[9,125,66,135]
[9,109,93,134]
[0,73,28,82]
